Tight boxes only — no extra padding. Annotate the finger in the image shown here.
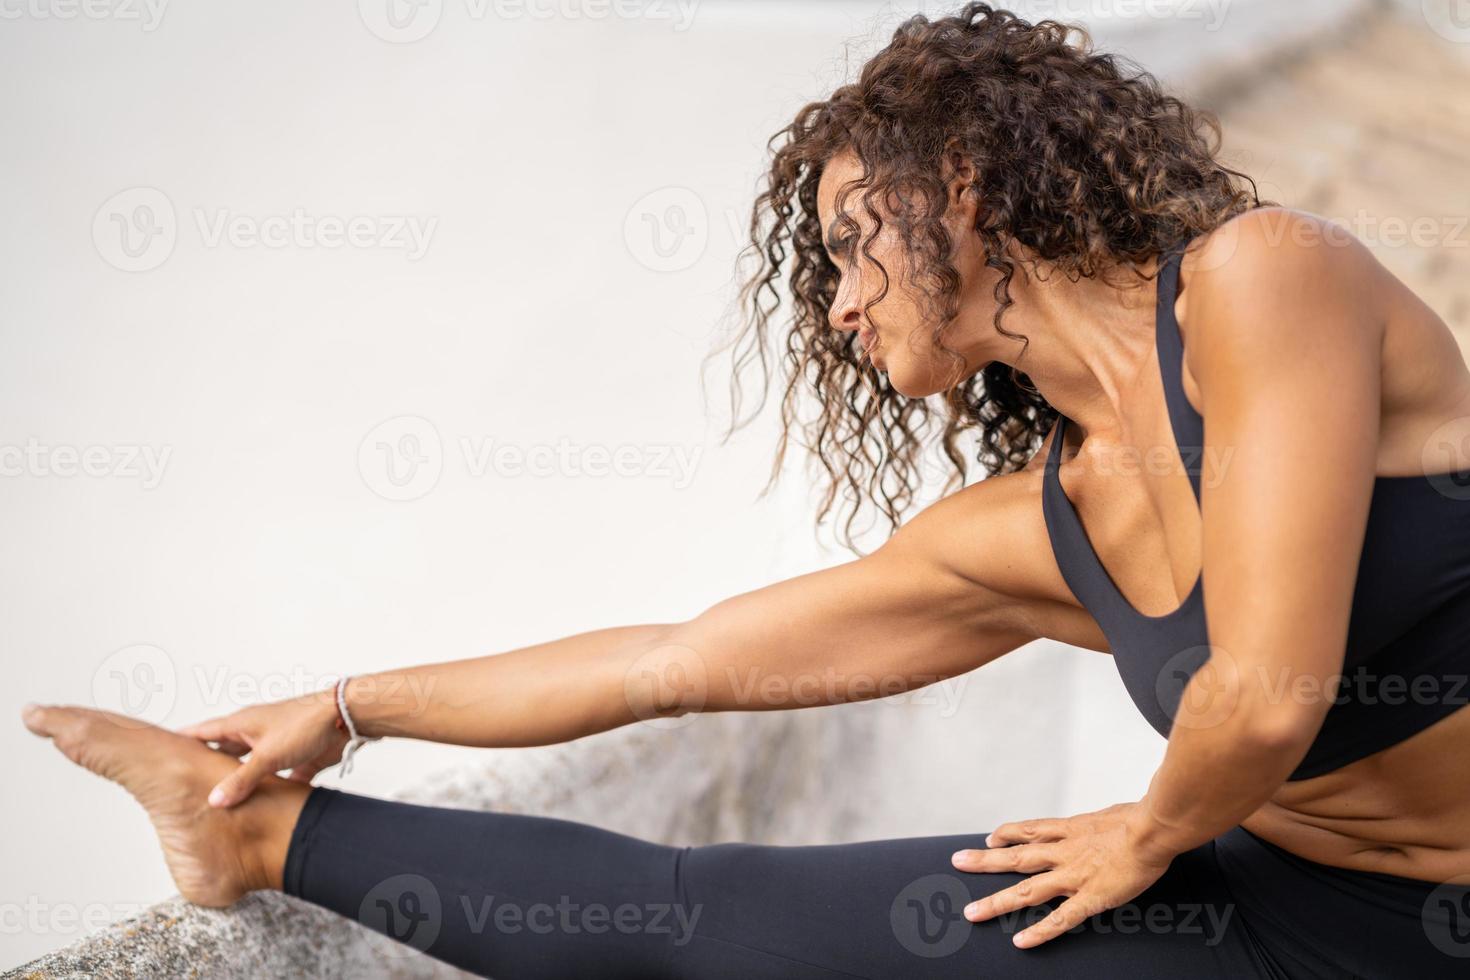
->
[952,843,1059,874]
[177,717,233,740]
[964,872,1066,923]
[1013,893,1104,949]
[211,738,251,758]
[207,753,277,808]
[287,764,322,785]
[986,819,1067,847]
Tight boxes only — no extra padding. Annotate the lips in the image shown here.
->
[858,327,878,354]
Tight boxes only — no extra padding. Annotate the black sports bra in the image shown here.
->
[1041,243,1470,780]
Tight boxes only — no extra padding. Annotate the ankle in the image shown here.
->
[231,779,310,894]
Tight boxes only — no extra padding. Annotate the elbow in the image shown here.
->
[1232,701,1324,759]
[620,622,711,722]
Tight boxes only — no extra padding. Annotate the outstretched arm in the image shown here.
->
[184,467,1060,806]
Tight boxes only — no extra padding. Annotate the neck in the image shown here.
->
[955,256,1163,439]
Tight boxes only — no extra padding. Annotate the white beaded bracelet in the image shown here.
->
[332,675,377,776]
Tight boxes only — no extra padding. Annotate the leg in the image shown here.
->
[25,705,1272,979]
[279,794,1271,979]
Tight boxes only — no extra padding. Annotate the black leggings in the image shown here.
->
[283,787,1469,978]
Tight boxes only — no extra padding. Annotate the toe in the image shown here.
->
[23,704,96,749]
[21,702,49,736]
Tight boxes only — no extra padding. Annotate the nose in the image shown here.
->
[828,285,863,333]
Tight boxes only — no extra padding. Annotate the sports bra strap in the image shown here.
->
[1155,243,1205,502]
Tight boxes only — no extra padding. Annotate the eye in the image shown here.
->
[823,219,857,263]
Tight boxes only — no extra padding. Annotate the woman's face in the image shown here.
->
[816,148,995,397]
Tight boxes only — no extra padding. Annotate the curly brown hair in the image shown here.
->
[708,1,1266,551]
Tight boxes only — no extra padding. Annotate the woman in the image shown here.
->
[23,4,1470,977]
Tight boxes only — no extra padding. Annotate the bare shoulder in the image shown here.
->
[1180,207,1385,329]
[1172,209,1388,399]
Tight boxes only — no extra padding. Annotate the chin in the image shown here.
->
[884,361,938,398]
[882,367,929,399]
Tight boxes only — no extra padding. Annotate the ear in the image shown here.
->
[941,137,977,211]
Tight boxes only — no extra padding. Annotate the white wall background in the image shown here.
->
[1,0,1374,967]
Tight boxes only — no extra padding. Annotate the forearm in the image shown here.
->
[344,623,677,747]
[338,538,1023,748]
[1128,664,1323,858]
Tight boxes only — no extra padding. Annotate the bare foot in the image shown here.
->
[22,704,308,907]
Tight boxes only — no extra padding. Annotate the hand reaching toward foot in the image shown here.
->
[179,693,349,808]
